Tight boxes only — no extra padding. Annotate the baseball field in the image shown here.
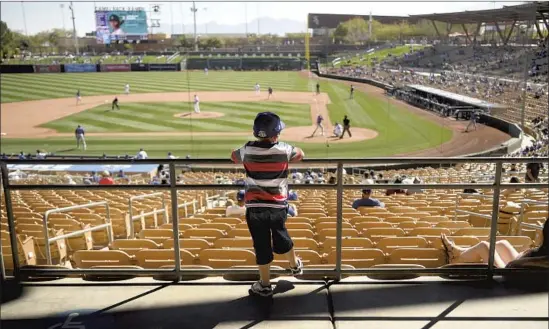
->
[1,71,471,158]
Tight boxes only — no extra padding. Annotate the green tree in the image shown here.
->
[204,37,222,49]
[341,18,370,44]
[332,23,348,42]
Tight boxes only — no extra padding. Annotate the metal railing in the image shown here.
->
[43,201,114,265]
[0,157,548,280]
[128,192,168,237]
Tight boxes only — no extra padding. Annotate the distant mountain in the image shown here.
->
[159,17,306,36]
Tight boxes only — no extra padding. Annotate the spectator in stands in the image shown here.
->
[230,111,304,297]
[526,161,543,182]
[136,148,148,160]
[99,171,115,185]
[441,218,548,268]
[35,149,47,159]
[386,177,407,196]
[328,176,337,185]
[116,170,130,183]
[405,177,424,195]
[509,163,518,173]
[18,152,26,160]
[288,204,298,217]
[463,180,481,194]
[352,189,385,209]
[167,152,178,159]
[226,190,246,217]
[288,190,298,201]
[362,172,375,185]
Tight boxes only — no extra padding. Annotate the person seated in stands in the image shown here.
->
[116,169,131,183]
[441,218,548,268]
[35,149,47,159]
[503,176,522,196]
[526,161,543,182]
[362,172,375,185]
[99,170,115,185]
[509,163,519,173]
[352,189,385,209]
[226,190,246,217]
[288,204,298,217]
[136,148,148,160]
[463,179,481,194]
[328,176,337,185]
[386,176,407,196]
[405,177,424,195]
[18,151,26,160]
[288,190,298,202]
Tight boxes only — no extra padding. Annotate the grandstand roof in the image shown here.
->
[410,2,549,24]
[406,84,507,110]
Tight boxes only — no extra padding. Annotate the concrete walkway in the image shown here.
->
[1,277,548,329]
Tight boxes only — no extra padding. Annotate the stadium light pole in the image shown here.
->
[245,3,248,37]
[20,1,28,36]
[60,4,66,31]
[69,2,80,55]
[191,1,198,51]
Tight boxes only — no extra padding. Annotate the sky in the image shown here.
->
[0,1,526,36]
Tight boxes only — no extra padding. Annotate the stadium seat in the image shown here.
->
[389,248,446,268]
[74,250,133,268]
[363,228,405,242]
[199,248,256,268]
[326,249,385,268]
[214,238,253,250]
[322,237,374,251]
[376,237,429,254]
[136,249,196,268]
[111,239,159,257]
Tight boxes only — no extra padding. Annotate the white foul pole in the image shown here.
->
[69,2,80,55]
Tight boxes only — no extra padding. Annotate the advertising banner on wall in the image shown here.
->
[95,7,148,44]
[130,63,149,71]
[100,64,131,72]
[33,65,62,73]
[148,63,179,71]
[64,64,98,73]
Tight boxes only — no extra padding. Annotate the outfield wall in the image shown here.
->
[0,63,183,74]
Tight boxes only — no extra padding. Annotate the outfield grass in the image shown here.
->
[0,71,309,103]
[0,71,452,157]
[41,102,311,133]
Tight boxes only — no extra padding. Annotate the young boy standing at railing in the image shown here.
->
[231,112,304,297]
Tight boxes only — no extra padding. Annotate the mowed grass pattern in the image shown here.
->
[1,71,453,157]
[0,71,309,103]
[40,102,312,133]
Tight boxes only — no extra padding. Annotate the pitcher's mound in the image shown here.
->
[174,112,225,119]
[282,126,378,143]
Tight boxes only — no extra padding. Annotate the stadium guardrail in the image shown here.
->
[1,157,548,280]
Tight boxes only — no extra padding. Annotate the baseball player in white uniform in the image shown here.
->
[194,94,200,113]
[204,67,208,75]
[124,84,130,95]
[333,122,343,137]
[255,83,260,95]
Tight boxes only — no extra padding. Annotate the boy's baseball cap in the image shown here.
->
[253,112,285,138]
[236,190,245,201]
[362,189,372,194]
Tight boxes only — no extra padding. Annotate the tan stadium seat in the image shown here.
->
[111,239,159,256]
[453,228,491,237]
[74,250,133,268]
[436,221,471,231]
[398,221,432,232]
[388,206,417,214]
[288,229,315,239]
[366,212,394,219]
[234,223,251,229]
[421,216,450,223]
[431,236,481,250]
[1,231,37,269]
[389,248,446,268]
[215,218,243,225]
[74,213,111,246]
[198,223,233,232]
[162,238,212,252]
[376,237,429,254]
[349,216,381,225]
[363,228,405,243]
[300,213,327,220]
[201,214,222,220]
[47,218,93,252]
[13,212,41,219]
[416,207,445,215]
[408,228,452,238]
[273,250,322,267]
[199,248,255,268]
[315,217,338,224]
[214,238,253,249]
[286,222,314,230]
[16,218,41,225]
[136,249,196,268]
[322,237,374,251]
[287,217,313,224]
[358,207,388,214]
[315,222,353,232]
[159,223,195,232]
[227,228,251,238]
[326,249,385,268]
[385,217,415,224]
[179,218,208,226]
[138,229,178,244]
[293,238,320,251]
[182,228,226,242]
[355,221,393,231]
[16,224,67,264]
[401,212,433,219]
[318,228,359,242]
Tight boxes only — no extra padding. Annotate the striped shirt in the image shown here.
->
[231,141,298,208]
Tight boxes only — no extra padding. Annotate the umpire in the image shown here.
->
[112,97,120,110]
[340,115,352,139]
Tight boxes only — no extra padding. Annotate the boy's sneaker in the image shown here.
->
[249,281,273,297]
[289,258,303,276]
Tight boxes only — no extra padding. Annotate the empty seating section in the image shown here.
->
[0,168,547,280]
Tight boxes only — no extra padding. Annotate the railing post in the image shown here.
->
[128,198,134,238]
[162,194,169,224]
[44,211,53,265]
[105,202,114,244]
[335,162,344,281]
[0,163,21,278]
[487,161,503,278]
[169,163,181,280]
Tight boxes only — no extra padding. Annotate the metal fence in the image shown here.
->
[1,157,548,280]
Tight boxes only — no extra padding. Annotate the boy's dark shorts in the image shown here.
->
[246,207,294,265]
